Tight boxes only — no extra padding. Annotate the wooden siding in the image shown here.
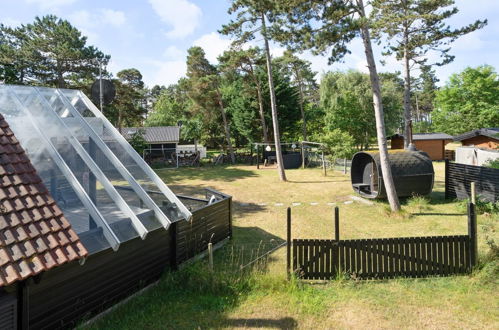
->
[0,292,16,330]
[390,137,404,149]
[176,198,231,264]
[461,136,499,150]
[27,229,172,329]
[391,137,449,160]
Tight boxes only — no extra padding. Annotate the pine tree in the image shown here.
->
[219,47,270,143]
[221,0,288,181]
[274,0,401,211]
[0,15,109,88]
[371,0,486,148]
[185,47,235,164]
[276,50,318,141]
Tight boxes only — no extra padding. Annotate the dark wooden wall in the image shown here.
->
[176,197,232,264]
[445,160,499,202]
[18,196,232,330]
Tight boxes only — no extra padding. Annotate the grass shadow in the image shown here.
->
[82,225,287,330]
[156,165,257,182]
[234,202,268,215]
[225,317,298,329]
[412,212,466,216]
[288,179,350,183]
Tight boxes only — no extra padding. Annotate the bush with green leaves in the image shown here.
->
[483,158,499,169]
[315,129,356,160]
[456,197,499,215]
[129,129,148,156]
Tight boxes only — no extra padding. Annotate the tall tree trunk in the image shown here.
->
[357,0,400,212]
[249,64,269,143]
[295,68,307,141]
[215,87,236,164]
[403,27,412,148]
[118,109,123,134]
[261,12,286,181]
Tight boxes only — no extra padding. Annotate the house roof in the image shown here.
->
[122,126,180,143]
[389,133,454,141]
[453,128,499,142]
[0,114,87,287]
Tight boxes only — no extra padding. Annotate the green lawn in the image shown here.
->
[84,163,498,329]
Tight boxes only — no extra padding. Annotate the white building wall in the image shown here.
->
[455,146,499,166]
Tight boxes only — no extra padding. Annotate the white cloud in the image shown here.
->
[163,46,185,60]
[149,0,202,39]
[100,9,126,27]
[68,10,91,27]
[1,17,22,27]
[193,32,231,63]
[148,60,187,86]
[25,0,77,10]
[68,9,127,43]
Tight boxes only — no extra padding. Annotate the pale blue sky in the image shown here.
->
[1,0,498,87]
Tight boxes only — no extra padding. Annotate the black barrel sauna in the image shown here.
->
[351,151,434,199]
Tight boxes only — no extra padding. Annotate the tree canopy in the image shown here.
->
[432,65,499,135]
[0,15,109,88]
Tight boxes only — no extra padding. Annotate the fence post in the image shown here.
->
[301,143,305,169]
[208,243,214,272]
[467,202,477,269]
[343,158,347,174]
[256,145,259,169]
[444,159,449,199]
[287,207,291,280]
[334,206,340,241]
[471,181,476,205]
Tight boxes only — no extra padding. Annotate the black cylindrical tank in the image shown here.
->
[350,150,434,199]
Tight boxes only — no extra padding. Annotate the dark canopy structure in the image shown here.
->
[351,151,434,199]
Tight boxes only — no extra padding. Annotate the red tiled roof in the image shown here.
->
[0,114,87,287]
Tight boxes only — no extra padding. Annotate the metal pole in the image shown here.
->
[334,206,340,241]
[343,158,347,174]
[287,207,291,280]
[301,142,305,169]
[256,145,259,169]
[99,59,104,112]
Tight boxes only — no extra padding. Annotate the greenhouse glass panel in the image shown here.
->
[0,84,192,254]
[60,88,192,222]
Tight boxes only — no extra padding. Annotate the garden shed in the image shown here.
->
[351,150,434,199]
[0,85,232,329]
[390,133,453,160]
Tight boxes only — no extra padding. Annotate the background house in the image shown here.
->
[453,128,499,150]
[122,126,180,156]
[453,128,499,166]
[389,133,454,160]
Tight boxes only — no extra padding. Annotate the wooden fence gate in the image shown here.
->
[286,204,477,280]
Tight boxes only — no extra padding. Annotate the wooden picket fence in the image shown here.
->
[286,204,477,280]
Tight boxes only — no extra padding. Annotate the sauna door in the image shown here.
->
[370,161,378,193]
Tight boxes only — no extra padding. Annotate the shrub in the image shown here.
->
[483,158,499,169]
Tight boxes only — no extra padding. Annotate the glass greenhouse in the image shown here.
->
[0,84,193,254]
